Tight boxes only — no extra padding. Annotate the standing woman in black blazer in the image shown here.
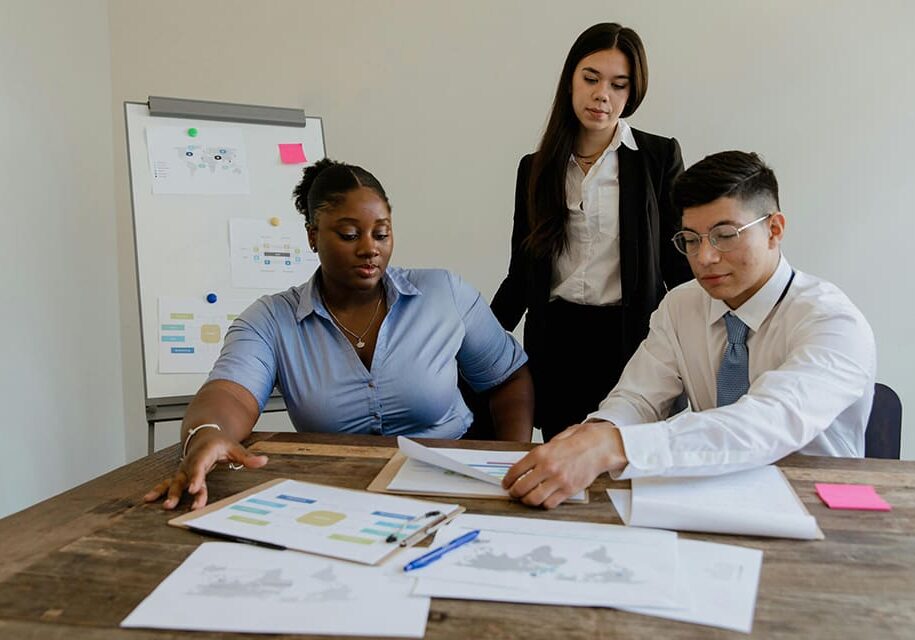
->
[491,23,692,441]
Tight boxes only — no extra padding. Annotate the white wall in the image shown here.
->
[108,0,915,460]
[0,0,126,517]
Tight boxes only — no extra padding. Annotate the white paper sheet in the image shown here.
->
[228,218,318,289]
[621,539,763,634]
[146,125,250,195]
[182,480,459,565]
[158,297,249,373]
[607,465,821,540]
[416,535,761,634]
[411,513,681,609]
[121,542,430,637]
[389,445,587,503]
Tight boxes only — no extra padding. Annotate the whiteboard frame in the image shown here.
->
[124,97,325,415]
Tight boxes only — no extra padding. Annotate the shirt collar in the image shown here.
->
[567,118,639,168]
[707,255,792,332]
[295,267,420,323]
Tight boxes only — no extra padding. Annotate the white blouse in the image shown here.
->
[550,119,638,306]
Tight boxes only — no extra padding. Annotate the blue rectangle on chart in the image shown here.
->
[372,521,419,530]
[371,510,414,520]
[170,347,195,354]
[276,494,316,504]
[161,335,185,343]
[230,505,270,516]
[247,498,286,509]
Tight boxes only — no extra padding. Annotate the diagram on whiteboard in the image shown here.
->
[146,125,251,195]
[158,297,249,374]
[229,218,319,290]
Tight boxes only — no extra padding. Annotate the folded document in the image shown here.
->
[608,465,822,540]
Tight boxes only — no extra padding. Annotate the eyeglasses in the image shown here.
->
[671,213,772,256]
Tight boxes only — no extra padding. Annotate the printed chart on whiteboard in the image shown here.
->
[229,218,319,290]
[157,297,249,374]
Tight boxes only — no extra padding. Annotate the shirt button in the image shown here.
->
[368,382,375,388]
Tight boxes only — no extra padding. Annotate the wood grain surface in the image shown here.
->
[0,432,912,639]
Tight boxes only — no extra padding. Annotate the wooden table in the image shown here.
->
[1,432,913,639]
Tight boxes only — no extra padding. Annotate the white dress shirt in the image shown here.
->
[589,257,876,478]
[550,119,638,305]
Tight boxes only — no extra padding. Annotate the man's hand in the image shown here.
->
[143,430,268,510]
[501,421,627,509]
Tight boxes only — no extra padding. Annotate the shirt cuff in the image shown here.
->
[611,421,673,480]
[587,402,647,428]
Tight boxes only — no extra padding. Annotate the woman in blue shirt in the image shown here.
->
[147,159,533,510]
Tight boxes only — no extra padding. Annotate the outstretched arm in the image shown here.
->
[143,379,268,510]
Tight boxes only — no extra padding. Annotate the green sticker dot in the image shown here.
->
[187,127,198,137]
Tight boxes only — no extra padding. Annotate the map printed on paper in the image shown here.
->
[146,125,250,195]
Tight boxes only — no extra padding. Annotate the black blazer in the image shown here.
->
[491,128,693,369]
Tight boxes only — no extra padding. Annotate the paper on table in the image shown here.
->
[815,483,892,511]
[621,539,763,634]
[411,513,682,609]
[415,535,762,634]
[607,465,822,540]
[388,446,587,503]
[175,479,460,565]
[398,436,503,485]
[121,542,430,637]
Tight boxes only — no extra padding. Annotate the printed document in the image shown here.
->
[607,465,822,539]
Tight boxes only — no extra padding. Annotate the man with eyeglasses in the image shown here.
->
[502,150,876,508]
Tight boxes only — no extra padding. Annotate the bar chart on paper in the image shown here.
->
[174,480,460,564]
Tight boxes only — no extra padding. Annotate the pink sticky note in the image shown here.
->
[815,483,892,511]
[278,143,307,164]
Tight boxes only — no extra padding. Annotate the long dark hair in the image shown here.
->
[525,23,649,259]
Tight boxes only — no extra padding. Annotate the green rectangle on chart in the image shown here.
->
[160,324,185,331]
[170,313,194,320]
[328,533,374,545]
[227,515,269,526]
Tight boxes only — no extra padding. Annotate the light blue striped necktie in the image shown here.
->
[717,312,750,407]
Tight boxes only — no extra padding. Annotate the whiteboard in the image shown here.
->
[125,99,326,404]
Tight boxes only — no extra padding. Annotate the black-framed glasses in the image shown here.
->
[671,213,772,256]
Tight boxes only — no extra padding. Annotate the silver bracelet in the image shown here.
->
[182,423,221,459]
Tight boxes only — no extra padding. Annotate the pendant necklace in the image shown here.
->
[322,288,384,349]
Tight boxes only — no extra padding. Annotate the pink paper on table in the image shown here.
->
[278,143,307,164]
[815,483,891,511]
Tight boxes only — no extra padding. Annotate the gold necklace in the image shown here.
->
[321,288,385,349]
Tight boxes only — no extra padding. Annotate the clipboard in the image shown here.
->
[169,477,464,565]
[367,452,590,504]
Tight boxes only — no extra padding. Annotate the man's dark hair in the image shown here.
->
[672,151,780,215]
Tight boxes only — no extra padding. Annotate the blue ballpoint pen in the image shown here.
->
[402,529,480,572]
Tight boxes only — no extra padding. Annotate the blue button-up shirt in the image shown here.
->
[207,267,527,438]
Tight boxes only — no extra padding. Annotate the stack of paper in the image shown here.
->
[122,542,432,637]
[368,436,587,503]
[607,465,822,540]
[411,514,763,634]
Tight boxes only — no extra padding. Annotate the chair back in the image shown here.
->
[865,383,903,459]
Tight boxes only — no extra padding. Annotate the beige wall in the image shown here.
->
[0,0,125,517]
[109,0,915,461]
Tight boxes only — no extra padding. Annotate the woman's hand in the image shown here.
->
[143,430,268,510]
